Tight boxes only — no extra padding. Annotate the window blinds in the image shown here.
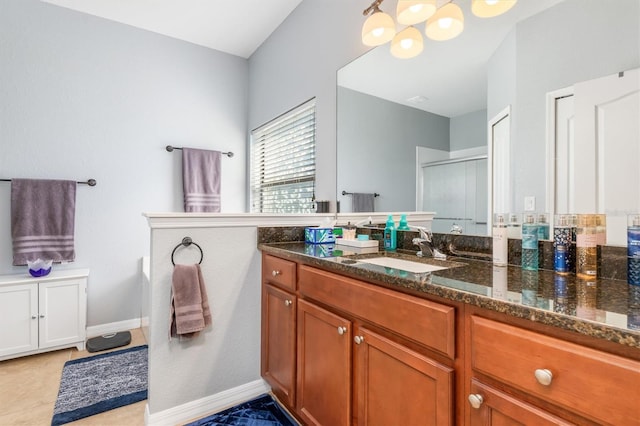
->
[250,98,316,213]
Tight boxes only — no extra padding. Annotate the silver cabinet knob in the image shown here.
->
[31,315,37,319]
[271,270,281,277]
[534,369,553,386]
[39,314,45,319]
[468,394,484,409]
[337,326,347,335]
[354,335,364,345]
[284,299,292,307]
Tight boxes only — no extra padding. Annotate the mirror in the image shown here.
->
[336,0,640,239]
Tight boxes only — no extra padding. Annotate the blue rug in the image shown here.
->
[51,345,147,426]
[186,394,298,426]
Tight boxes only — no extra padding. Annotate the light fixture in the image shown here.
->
[361,0,518,58]
[471,0,517,18]
[425,2,464,41]
[396,0,437,26]
[362,1,396,46]
[391,26,424,58]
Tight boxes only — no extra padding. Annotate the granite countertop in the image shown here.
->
[259,241,640,350]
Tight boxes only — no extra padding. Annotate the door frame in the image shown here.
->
[487,105,511,233]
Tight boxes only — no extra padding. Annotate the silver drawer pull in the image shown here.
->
[271,270,281,277]
[354,335,364,345]
[468,394,484,409]
[534,369,553,386]
[337,326,347,335]
[284,299,292,307]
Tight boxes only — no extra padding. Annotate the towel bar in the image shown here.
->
[166,145,234,158]
[171,237,204,266]
[1,178,96,186]
[342,190,380,197]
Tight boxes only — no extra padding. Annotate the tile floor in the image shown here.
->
[0,328,147,426]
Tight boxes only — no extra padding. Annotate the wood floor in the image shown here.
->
[0,328,147,426]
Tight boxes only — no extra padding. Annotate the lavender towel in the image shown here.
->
[182,148,221,212]
[11,179,76,266]
[170,264,212,338]
[352,193,375,212]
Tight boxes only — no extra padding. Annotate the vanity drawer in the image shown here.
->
[298,265,455,358]
[470,315,640,425]
[263,255,296,292]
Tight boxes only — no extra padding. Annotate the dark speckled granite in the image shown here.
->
[257,227,640,350]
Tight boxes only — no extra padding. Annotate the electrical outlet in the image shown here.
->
[524,196,535,211]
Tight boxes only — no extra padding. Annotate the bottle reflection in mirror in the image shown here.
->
[627,214,640,286]
[521,269,539,307]
[492,265,508,300]
[537,213,550,240]
[492,214,508,266]
[521,214,539,271]
[577,214,598,278]
[628,284,640,330]
[576,279,598,321]
[553,274,576,316]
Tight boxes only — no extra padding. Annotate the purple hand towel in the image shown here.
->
[352,193,375,212]
[182,148,221,212]
[11,179,76,266]
[170,264,212,338]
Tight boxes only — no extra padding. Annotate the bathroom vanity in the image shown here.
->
[259,242,639,425]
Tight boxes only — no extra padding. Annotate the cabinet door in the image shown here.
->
[468,380,573,426]
[354,327,454,426]
[38,279,86,349]
[0,283,38,357]
[297,299,351,426]
[261,284,296,407]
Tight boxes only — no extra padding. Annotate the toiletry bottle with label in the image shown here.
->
[553,214,571,275]
[492,213,508,266]
[537,213,550,240]
[507,213,521,239]
[628,214,640,286]
[521,214,539,270]
[384,215,397,251]
[398,214,410,231]
[576,214,598,278]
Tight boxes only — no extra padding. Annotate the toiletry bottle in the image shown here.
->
[576,214,598,278]
[537,213,550,240]
[628,214,640,286]
[595,214,606,277]
[383,215,397,251]
[492,213,508,266]
[521,214,539,271]
[569,214,578,273]
[507,213,521,239]
[553,214,571,275]
[398,214,410,231]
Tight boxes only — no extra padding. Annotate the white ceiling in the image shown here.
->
[339,0,565,118]
[41,0,302,58]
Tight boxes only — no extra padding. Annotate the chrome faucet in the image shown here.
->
[410,226,446,259]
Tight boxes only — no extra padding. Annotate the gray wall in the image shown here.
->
[248,0,368,209]
[450,110,488,152]
[489,0,640,213]
[337,87,449,212]
[0,0,249,327]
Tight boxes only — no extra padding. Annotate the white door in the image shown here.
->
[570,69,639,245]
[39,279,86,349]
[0,284,38,357]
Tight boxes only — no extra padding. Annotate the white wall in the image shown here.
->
[0,0,248,326]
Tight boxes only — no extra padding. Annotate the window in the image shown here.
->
[250,98,316,213]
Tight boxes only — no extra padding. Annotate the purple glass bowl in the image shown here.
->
[29,267,52,277]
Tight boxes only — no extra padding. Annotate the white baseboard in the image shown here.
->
[146,379,271,426]
[86,318,142,338]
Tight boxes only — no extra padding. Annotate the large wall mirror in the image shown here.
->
[336,0,639,241]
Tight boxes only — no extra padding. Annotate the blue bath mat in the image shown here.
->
[185,394,298,426]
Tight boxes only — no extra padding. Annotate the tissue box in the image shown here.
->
[305,227,335,244]
[305,243,335,258]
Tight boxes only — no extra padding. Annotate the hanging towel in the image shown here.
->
[352,193,375,212]
[182,148,221,212]
[170,264,212,338]
[11,179,76,266]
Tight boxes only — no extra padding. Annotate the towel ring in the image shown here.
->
[171,237,203,266]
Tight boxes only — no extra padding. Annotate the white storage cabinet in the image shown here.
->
[0,269,88,361]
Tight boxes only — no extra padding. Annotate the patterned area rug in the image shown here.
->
[186,394,298,426]
[51,345,147,426]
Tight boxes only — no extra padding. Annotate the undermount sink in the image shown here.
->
[356,257,448,274]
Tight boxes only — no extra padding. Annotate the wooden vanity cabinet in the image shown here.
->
[261,255,297,408]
